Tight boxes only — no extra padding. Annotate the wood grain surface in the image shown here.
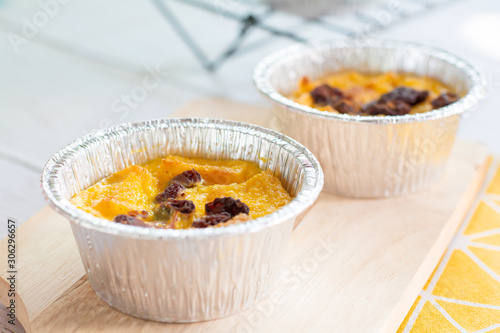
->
[0,99,490,333]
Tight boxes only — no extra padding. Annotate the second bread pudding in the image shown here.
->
[290,71,460,116]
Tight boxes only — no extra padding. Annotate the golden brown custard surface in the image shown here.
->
[70,156,291,229]
[290,71,460,116]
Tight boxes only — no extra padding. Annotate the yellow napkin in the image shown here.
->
[398,158,500,332]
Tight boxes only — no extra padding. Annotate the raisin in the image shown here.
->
[153,203,171,221]
[387,100,411,115]
[114,214,150,227]
[431,92,459,109]
[361,101,381,115]
[153,199,195,221]
[127,210,149,219]
[332,99,359,115]
[205,197,250,217]
[379,87,429,106]
[169,169,202,188]
[168,199,195,214]
[155,182,185,203]
[310,84,344,106]
[192,212,232,228]
[362,99,411,116]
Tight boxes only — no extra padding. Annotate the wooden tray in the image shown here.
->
[0,98,490,333]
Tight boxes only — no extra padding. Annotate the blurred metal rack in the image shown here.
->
[151,0,465,71]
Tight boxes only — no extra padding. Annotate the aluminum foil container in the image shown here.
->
[253,39,486,198]
[41,118,323,322]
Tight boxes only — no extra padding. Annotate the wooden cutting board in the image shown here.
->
[0,98,490,333]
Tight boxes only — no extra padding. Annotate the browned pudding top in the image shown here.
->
[290,71,460,116]
[70,156,292,229]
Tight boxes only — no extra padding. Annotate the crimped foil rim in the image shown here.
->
[253,39,487,124]
[41,118,324,240]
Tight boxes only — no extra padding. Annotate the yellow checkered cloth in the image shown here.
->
[398,159,500,332]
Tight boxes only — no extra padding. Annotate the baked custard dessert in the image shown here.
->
[290,71,460,116]
[70,156,292,229]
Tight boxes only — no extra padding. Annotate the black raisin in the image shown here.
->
[114,214,150,227]
[205,197,249,217]
[168,199,195,214]
[192,212,232,228]
[332,99,359,115]
[169,169,202,188]
[155,182,185,203]
[431,92,459,109]
[310,84,344,106]
[362,99,411,116]
[379,87,429,106]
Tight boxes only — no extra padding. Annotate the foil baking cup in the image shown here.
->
[253,39,487,198]
[41,118,323,322]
